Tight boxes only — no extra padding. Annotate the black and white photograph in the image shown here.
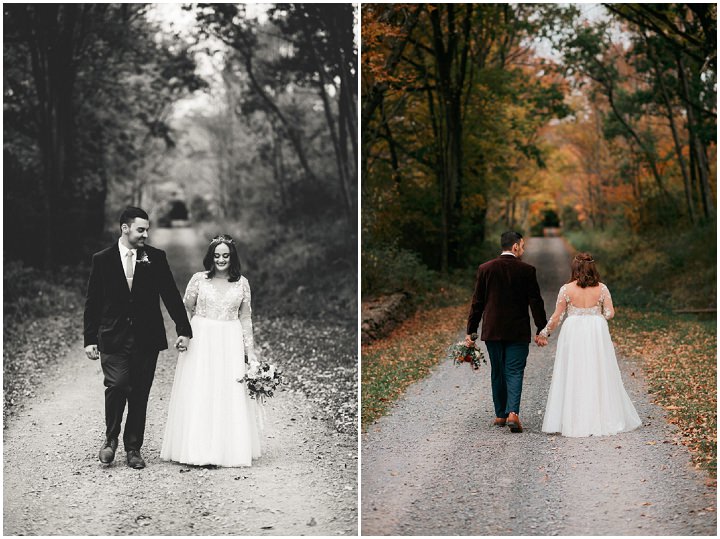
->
[4,3,358,535]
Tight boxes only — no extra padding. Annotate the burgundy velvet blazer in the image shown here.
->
[466,254,547,342]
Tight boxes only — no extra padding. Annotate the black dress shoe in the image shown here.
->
[126,450,146,469]
[99,439,118,464]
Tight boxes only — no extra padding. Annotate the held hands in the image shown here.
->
[464,334,475,347]
[246,353,260,375]
[534,334,548,347]
[175,336,189,353]
[85,344,99,360]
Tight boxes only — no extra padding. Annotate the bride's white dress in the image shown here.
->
[541,283,642,437]
[160,272,262,466]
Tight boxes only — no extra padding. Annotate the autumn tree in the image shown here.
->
[362,3,568,273]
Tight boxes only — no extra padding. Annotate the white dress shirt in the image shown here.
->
[500,251,517,257]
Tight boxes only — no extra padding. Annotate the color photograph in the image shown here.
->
[361,3,716,535]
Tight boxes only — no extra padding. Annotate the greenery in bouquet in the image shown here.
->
[239,360,284,402]
[447,334,486,370]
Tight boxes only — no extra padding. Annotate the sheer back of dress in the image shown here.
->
[540,281,614,337]
[563,283,609,318]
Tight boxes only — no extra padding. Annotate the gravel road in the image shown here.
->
[361,236,716,536]
[3,228,357,536]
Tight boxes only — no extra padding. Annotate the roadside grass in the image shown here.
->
[361,303,469,430]
[361,272,473,431]
[611,308,717,481]
[3,261,87,423]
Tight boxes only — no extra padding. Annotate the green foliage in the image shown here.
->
[361,244,434,299]
[564,221,716,310]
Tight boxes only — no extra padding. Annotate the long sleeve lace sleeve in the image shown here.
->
[540,285,568,338]
[183,272,201,317]
[239,277,256,357]
[601,283,615,320]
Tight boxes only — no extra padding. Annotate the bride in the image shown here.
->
[540,253,642,437]
[161,234,262,466]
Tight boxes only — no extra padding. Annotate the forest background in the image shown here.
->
[362,3,715,308]
[361,3,716,477]
[4,3,358,433]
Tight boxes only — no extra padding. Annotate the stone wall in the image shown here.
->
[361,293,412,344]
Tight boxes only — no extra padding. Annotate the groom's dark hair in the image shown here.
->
[501,231,523,250]
[119,206,149,227]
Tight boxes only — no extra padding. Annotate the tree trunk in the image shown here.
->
[655,64,695,224]
[240,52,318,185]
[25,5,81,269]
[606,85,673,207]
[677,54,715,219]
[428,4,473,274]
[271,121,288,212]
[645,34,696,224]
[302,23,353,223]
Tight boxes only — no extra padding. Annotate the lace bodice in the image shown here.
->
[183,272,255,353]
[540,283,614,338]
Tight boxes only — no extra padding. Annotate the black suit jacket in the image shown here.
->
[466,254,547,342]
[83,243,192,353]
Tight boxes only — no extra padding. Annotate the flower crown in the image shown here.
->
[210,235,235,246]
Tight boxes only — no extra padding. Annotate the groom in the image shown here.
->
[84,206,192,468]
[466,231,547,433]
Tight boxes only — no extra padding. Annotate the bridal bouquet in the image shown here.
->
[447,334,486,370]
[238,360,284,403]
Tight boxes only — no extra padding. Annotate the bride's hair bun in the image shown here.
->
[574,252,595,263]
[570,252,600,287]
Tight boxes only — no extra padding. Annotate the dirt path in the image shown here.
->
[361,236,716,536]
[3,229,357,536]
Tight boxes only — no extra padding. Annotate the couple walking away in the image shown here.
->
[466,231,642,437]
[83,206,261,469]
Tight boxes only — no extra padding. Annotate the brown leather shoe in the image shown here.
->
[506,412,523,433]
[493,417,507,427]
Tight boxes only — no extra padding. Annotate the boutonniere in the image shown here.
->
[136,251,151,265]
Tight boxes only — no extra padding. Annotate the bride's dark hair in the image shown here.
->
[569,252,600,288]
[203,234,242,282]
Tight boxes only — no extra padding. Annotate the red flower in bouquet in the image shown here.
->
[446,334,486,370]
